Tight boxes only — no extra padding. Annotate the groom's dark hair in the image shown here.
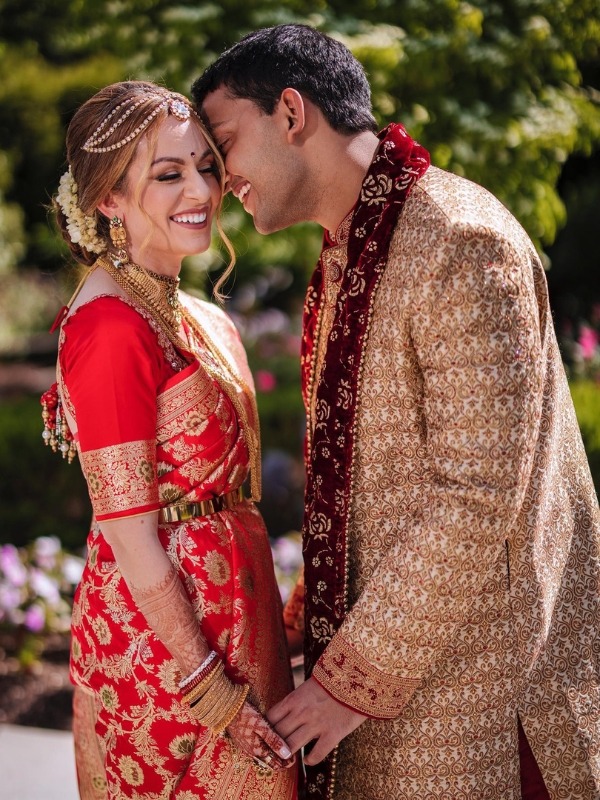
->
[191,24,377,135]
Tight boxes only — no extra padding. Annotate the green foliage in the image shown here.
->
[0,0,598,282]
[324,1,600,251]
[546,152,600,328]
[0,43,123,269]
[0,396,90,550]
[569,380,600,493]
[0,184,25,277]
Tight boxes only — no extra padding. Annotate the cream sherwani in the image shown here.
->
[306,166,600,798]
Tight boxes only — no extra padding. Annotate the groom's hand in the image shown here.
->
[266,677,367,765]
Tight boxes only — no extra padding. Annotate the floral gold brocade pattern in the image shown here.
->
[155,361,249,508]
[63,295,296,798]
[180,294,263,502]
[301,123,430,797]
[283,569,305,635]
[157,364,218,436]
[80,439,158,520]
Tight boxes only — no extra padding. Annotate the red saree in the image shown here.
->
[57,292,296,799]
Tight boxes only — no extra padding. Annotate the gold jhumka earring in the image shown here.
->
[109,216,128,266]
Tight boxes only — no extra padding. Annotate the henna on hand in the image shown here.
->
[129,564,208,675]
[227,701,295,771]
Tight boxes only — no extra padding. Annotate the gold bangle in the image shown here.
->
[214,683,250,734]
[200,681,246,732]
[188,672,250,733]
[190,672,233,721]
[181,661,224,707]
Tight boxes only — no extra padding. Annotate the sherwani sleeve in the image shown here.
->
[60,297,167,521]
[312,222,544,718]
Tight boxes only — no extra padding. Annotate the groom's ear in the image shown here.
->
[279,88,306,141]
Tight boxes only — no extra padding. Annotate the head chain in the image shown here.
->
[82,93,192,153]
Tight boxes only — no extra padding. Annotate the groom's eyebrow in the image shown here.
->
[198,109,222,131]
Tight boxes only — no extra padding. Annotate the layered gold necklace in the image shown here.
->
[95,255,261,500]
[97,255,181,332]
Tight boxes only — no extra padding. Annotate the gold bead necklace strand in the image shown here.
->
[97,256,181,334]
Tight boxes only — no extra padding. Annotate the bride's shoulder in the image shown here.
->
[66,266,127,318]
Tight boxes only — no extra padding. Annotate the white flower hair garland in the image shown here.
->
[55,168,106,255]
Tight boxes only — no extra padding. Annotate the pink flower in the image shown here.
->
[255,370,277,393]
[24,603,46,633]
[579,326,599,360]
[272,536,303,574]
[0,544,27,587]
[0,585,23,618]
[286,335,302,356]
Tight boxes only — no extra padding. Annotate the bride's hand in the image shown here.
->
[227,700,295,771]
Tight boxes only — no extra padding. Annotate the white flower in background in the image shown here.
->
[0,538,85,638]
[29,568,61,605]
[62,555,85,585]
[33,536,61,570]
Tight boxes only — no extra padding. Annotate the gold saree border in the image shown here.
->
[313,634,420,718]
[156,362,216,442]
[80,438,159,520]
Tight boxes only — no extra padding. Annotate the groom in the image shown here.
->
[193,24,600,800]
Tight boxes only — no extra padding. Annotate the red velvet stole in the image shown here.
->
[300,123,430,797]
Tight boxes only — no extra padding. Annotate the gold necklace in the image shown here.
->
[97,255,181,332]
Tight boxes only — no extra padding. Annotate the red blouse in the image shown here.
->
[60,296,176,521]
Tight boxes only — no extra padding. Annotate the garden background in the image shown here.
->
[0,0,599,728]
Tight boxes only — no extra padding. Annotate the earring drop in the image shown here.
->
[109,216,129,266]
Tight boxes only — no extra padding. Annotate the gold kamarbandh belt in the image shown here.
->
[159,487,245,523]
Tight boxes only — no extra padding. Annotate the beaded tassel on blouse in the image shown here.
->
[41,384,77,463]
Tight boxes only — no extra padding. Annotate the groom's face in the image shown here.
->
[201,87,310,234]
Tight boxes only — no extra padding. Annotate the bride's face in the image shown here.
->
[111,116,221,274]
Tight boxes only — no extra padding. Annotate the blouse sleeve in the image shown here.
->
[60,297,168,521]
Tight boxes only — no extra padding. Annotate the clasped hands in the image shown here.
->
[228,678,366,770]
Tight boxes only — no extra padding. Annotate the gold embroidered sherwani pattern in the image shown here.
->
[300,158,600,798]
